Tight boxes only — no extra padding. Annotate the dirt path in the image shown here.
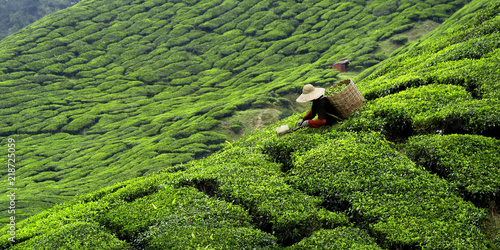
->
[255,111,263,130]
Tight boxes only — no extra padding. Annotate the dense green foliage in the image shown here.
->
[406,134,500,207]
[0,0,499,249]
[339,84,500,137]
[0,0,471,222]
[344,0,500,139]
[288,132,486,249]
[288,227,382,249]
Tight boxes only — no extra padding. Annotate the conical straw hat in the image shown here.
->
[296,84,325,103]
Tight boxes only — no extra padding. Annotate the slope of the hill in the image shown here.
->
[0,0,470,223]
[1,1,498,249]
[345,0,500,138]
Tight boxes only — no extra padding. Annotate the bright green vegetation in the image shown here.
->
[288,227,383,249]
[406,134,500,207]
[339,84,500,138]
[287,131,487,249]
[324,79,348,96]
[0,0,499,249]
[0,0,472,222]
[358,1,500,100]
[1,122,496,248]
[345,0,500,139]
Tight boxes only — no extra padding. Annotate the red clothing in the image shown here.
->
[302,97,342,128]
[302,110,327,128]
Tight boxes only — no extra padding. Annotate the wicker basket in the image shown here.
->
[326,79,365,119]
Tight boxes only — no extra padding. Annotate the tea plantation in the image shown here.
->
[1,0,499,249]
[0,0,475,223]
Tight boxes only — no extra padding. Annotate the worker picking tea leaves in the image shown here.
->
[295,84,343,128]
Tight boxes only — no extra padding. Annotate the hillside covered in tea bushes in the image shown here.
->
[0,0,474,222]
[1,0,499,249]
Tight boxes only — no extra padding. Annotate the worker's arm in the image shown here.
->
[302,109,315,120]
[307,119,326,128]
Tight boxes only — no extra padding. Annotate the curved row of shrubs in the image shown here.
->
[286,132,488,249]
[406,134,500,207]
[339,84,500,139]
[359,1,499,100]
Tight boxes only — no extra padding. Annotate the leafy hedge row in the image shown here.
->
[287,227,382,250]
[406,134,500,207]
[358,1,499,100]
[10,222,128,250]
[2,114,495,249]
[0,173,279,249]
[174,146,349,245]
[101,185,277,249]
[287,132,488,249]
[339,84,500,138]
[0,197,118,249]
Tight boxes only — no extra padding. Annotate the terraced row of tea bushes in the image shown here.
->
[0,134,352,249]
[358,1,499,100]
[0,130,221,222]
[339,84,500,139]
[406,134,500,207]
[287,227,382,250]
[101,185,278,249]
[287,132,488,249]
[0,0,472,138]
[174,146,349,245]
[1,114,496,249]
[0,193,125,249]
[0,132,377,249]
[1,173,279,249]
[10,222,128,249]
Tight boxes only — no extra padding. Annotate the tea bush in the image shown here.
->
[262,131,333,172]
[412,98,500,137]
[406,134,500,207]
[288,133,488,249]
[10,222,128,250]
[175,147,349,245]
[359,1,499,100]
[0,199,112,248]
[100,184,278,248]
[287,227,382,250]
[340,84,471,138]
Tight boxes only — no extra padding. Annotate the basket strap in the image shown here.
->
[326,112,343,121]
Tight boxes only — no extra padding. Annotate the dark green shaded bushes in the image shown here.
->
[406,134,500,207]
[288,133,488,249]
